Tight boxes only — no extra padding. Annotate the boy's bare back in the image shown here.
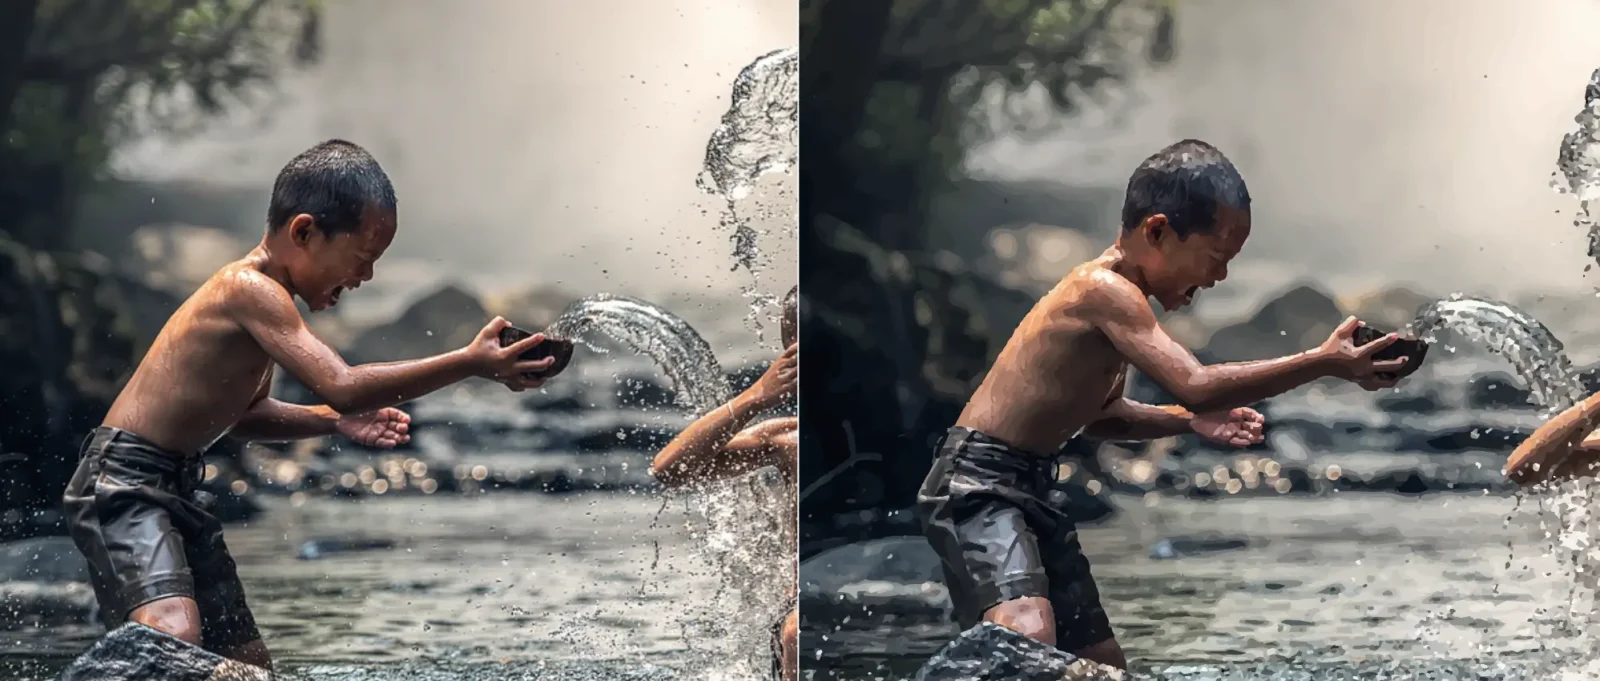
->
[957,256,1138,455]
[104,257,285,455]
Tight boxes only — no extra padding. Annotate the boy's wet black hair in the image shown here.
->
[780,285,798,348]
[1120,139,1250,239]
[267,139,397,236]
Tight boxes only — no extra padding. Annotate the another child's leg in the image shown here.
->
[780,608,798,681]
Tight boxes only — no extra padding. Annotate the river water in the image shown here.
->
[806,493,1600,681]
[1,492,757,680]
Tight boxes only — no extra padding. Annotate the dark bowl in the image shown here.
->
[497,324,576,380]
[1351,323,1429,380]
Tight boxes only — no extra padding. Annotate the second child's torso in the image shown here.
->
[956,263,1130,455]
[103,262,276,455]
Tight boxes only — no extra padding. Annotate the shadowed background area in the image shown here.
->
[0,1,796,679]
[798,0,1600,678]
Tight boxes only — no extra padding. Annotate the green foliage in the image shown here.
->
[1,0,320,249]
[840,0,1170,216]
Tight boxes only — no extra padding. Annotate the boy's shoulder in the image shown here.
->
[185,257,299,323]
[1044,261,1147,318]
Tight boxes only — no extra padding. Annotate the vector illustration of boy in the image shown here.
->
[63,140,559,669]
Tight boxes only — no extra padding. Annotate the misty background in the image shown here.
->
[966,0,1600,320]
[107,0,798,352]
[798,1,1600,678]
[0,1,799,677]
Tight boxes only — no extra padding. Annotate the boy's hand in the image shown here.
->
[743,343,798,411]
[1318,317,1410,381]
[1191,407,1265,447]
[468,317,555,391]
[337,407,412,448]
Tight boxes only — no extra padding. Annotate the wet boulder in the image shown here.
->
[1203,284,1344,363]
[913,622,1128,681]
[1466,372,1534,409]
[348,284,488,364]
[58,622,271,681]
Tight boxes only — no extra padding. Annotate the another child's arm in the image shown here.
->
[230,270,553,415]
[650,345,796,487]
[1505,393,1600,487]
[1085,272,1407,414]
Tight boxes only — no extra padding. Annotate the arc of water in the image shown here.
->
[1406,294,1587,412]
[544,293,733,415]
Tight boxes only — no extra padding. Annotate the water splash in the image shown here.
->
[1406,294,1586,411]
[545,294,793,679]
[543,294,732,415]
[1405,294,1600,663]
[697,47,798,204]
[1552,67,1600,274]
[699,48,799,338]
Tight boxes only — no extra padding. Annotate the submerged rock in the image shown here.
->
[57,622,270,681]
[0,580,97,627]
[0,535,88,582]
[1148,535,1251,560]
[913,622,1129,681]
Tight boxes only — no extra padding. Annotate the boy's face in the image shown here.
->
[287,206,396,312]
[1140,205,1250,312]
[781,300,797,348]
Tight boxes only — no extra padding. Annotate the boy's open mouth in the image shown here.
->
[1182,285,1200,304]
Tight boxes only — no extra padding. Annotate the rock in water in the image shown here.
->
[57,623,271,681]
[913,622,1129,681]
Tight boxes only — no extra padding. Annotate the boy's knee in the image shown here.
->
[983,596,1056,646]
[128,597,204,646]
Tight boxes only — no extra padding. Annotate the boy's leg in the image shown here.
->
[63,437,206,645]
[1042,525,1122,668]
[919,453,1054,642]
[184,505,269,669]
[127,596,205,645]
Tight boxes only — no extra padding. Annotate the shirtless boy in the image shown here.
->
[916,139,1413,669]
[649,285,798,681]
[62,140,560,670]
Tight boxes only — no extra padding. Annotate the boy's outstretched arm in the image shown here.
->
[1083,375,1265,446]
[230,269,553,415]
[230,372,411,447]
[1505,393,1600,487]
[1085,271,1408,414]
[651,345,797,487]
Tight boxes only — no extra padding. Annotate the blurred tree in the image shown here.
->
[0,0,322,252]
[0,0,319,541]
[799,0,1174,547]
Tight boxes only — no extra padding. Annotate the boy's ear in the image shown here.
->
[287,214,317,244]
[1141,213,1169,244]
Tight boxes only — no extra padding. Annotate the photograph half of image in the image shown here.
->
[798,0,1600,679]
[0,1,797,680]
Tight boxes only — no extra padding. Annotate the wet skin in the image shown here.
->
[650,312,798,680]
[100,207,558,667]
[955,209,1411,665]
[1505,391,1600,486]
